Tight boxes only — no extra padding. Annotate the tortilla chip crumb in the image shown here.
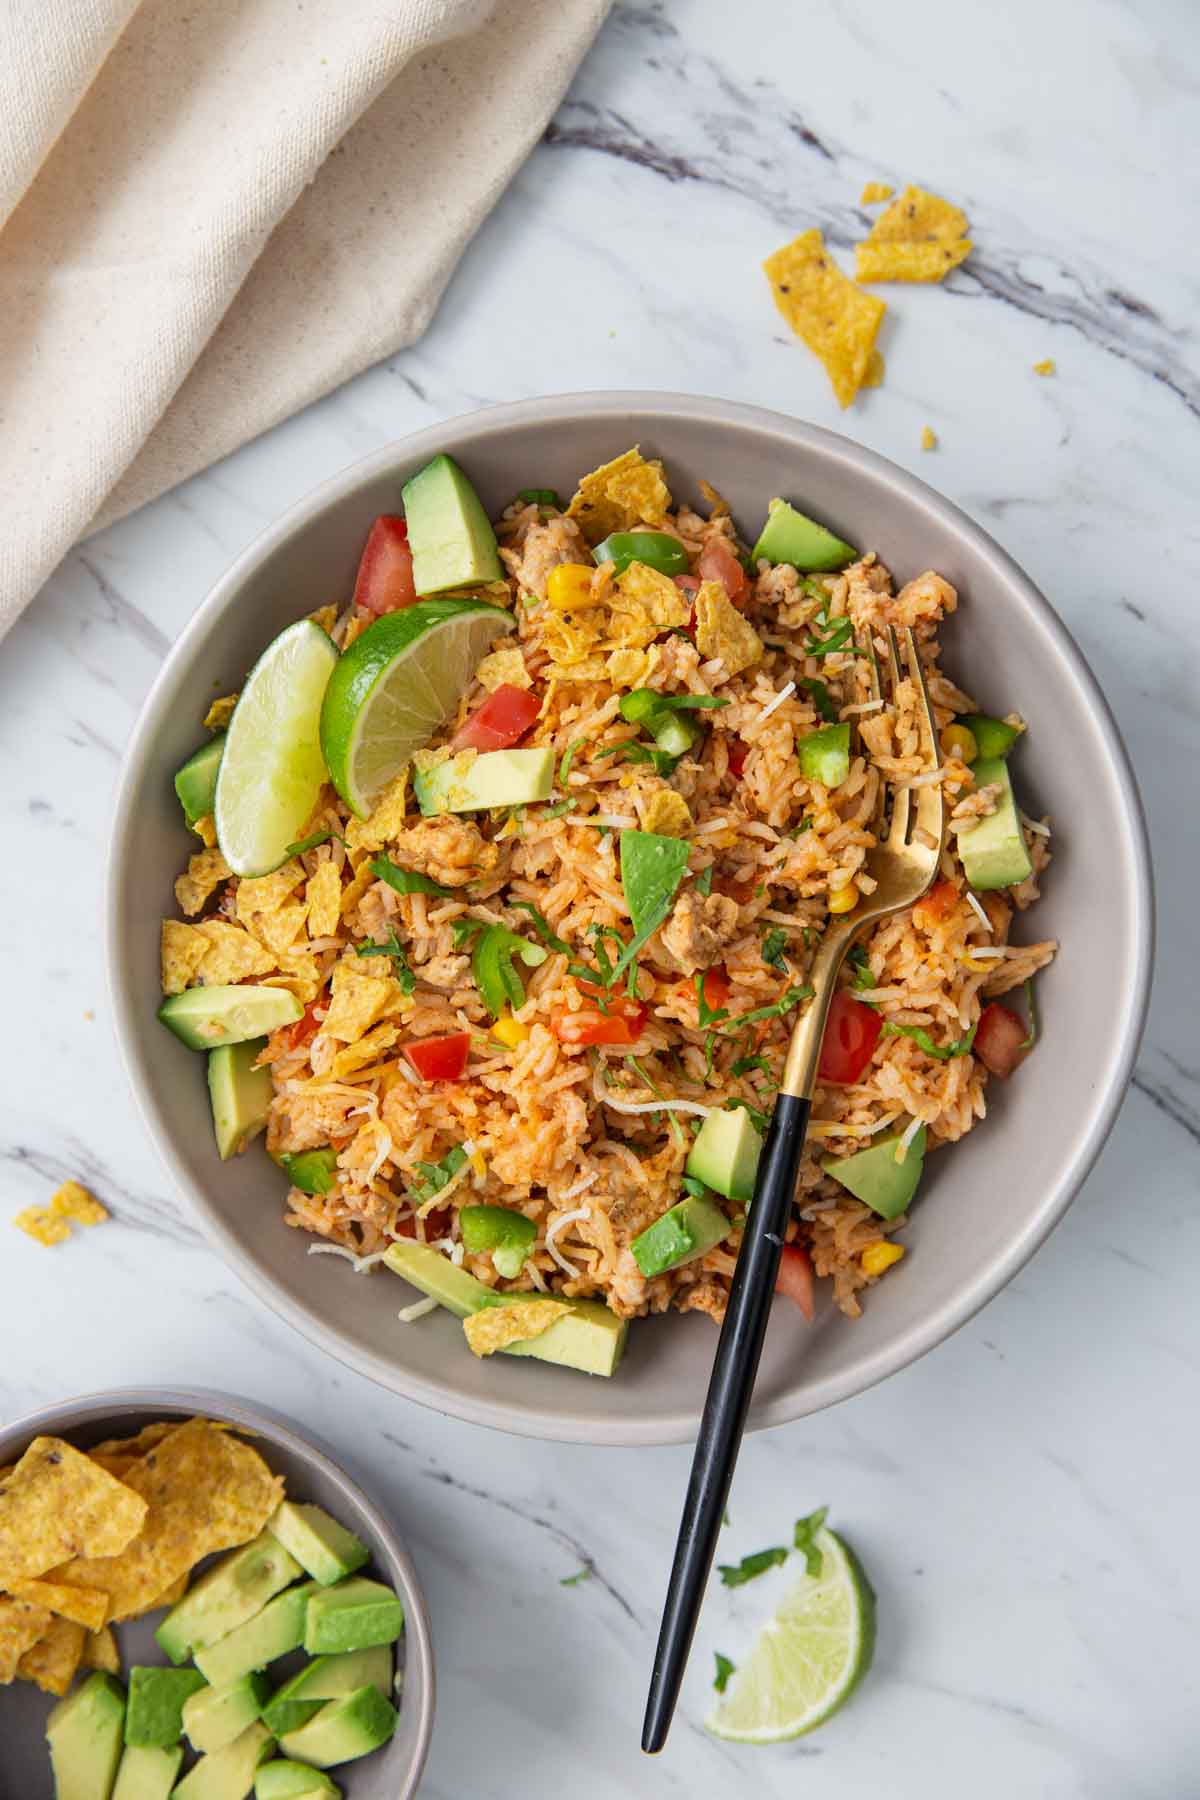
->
[309,604,338,635]
[192,814,218,849]
[1033,358,1056,376]
[475,646,530,692]
[866,184,969,243]
[855,183,971,285]
[763,229,886,408]
[463,1300,567,1357]
[50,1182,108,1227]
[13,1208,72,1247]
[860,181,895,205]
[202,694,239,731]
[82,1623,120,1675]
[862,348,885,389]
[921,425,938,451]
[641,790,693,837]
[174,845,231,917]
[694,580,764,678]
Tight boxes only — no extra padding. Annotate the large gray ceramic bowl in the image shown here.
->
[0,1390,434,1798]
[108,393,1153,1445]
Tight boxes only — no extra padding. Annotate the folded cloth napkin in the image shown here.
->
[0,0,608,640]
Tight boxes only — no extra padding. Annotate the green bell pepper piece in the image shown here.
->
[279,1147,338,1195]
[592,531,690,578]
[460,1204,536,1278]
[471,926,548,1020]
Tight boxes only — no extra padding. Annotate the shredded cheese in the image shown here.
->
[305,1244,390,1273]
[757,680,796,723]
[840,698,885,716]
[593,1070,712,1121]
[559,1172,600,1203]
[807,1113,901,1139]
[896,1114,925,1159]
[1021,814,1052,838]
[562,813,636,830]
[397,1297,439,1324]
[545,1205,592,1279]
[417,1162,471,1218]
[363,1129,394,1186]
[965,891,992,933]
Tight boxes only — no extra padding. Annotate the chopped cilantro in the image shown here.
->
[542,797,574,819]
[285,829,343,856]
[451,917,485,949]
[608,832,690,987]
[761,927,788,970]
[559,1566,592,1587]
[558,739,587,787]
[795,677,836,722]
[356,931,415,994]
[410,1144,467,1204]
[511,900,573,960]
[718,1545,788,1588]
[713,1653,736,1694]
[370,855,455,899]
[695,972,731,1032]
[793,1505,829,1578]
[882,1020,977,1059]
[847,944,877,994]
[790,818,813,838]
[695,865,714,897]
[731,1054,770,1079]
[728,985,813,1029]
[803,613,857,658]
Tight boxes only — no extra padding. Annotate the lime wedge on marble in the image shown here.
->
[705,1527,875,1744]
[319,599,514,817]
[214,619,338,877]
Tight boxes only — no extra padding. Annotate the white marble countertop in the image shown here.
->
[3,1,1195,1793]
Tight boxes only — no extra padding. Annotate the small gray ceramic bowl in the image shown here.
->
[0,1390,434,1797]
[108,393,1153,1446]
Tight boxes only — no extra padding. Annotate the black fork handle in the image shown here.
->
[641,1091,812,1753]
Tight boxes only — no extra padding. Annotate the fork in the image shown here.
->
[641,625,947,1753]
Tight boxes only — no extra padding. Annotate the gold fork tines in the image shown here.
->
[781,623,947,1101]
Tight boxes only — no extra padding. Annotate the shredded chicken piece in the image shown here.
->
[388,818,499,888]
[659,889,739,975]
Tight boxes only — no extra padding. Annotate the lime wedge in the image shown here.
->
[214,619,338,877]
[319,599,514,817]
[705,1528,875,1743]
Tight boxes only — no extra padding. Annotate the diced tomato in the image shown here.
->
[353,516,417,615]
[974,1002,1028,1078]
[551,998,648,1047]
[913,878,960,930]
[285,1001,323,1052]
[699,965,732,1010]
[675,573,700,636]
[402,1032,471,1083]
[699,537,751,607]
[452,684,540,753]
[727,738,749,779]
[817,989,883,1086]
[775,1245,815,1321]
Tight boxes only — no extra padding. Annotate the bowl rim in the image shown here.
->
[0,1385,436,1798]
[107,390,1155,1445]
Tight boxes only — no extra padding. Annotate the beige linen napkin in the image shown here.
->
[0,0,608,639]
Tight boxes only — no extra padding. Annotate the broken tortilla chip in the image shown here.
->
[566,449,671,544]
[0,1597,53,1683]
[0,1438,148,1587]
[82,1623,121,1675]
[763,230,886,408]
[174,845,232,918]
[49,1180,108,1227]
[7,1578,108,1632]
[17,1615,87,1695]
[46,1419,283,1622]
[860,181,895,205]
[305,859,343,941]
[320,958,405,1044]
[865,183,968,243]
[88,1421,179,1461]
[12,1206,72,1247]
[640,790,693,838]
[202,693,239,730]
[463,1300,567,1357]
[694,580,764,678]
[855,239,971,283]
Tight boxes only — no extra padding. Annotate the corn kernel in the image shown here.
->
[546,563,599,610]
[860,1241,905,1277]
[828,883,859,914]
[939,723,978,764]
[470,1148,488,1178]
[492,1013,530,1049]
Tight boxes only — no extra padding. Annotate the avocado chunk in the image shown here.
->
[158,985,301,1052]
[175,735,225,827]
[383,1241,629,1376]
[686,1107,763,1204]
[823,1125,925,1219]
[183,1673,273,1756]
[751,499,856,572]
[255,1764,340,1800]
[194,1581,320,1689]
[277,1687,397,1770]
[956,757,1033,892]
[172,1722,275,1800]
[302,1580,403,1658]
[961,713,1020,760]
[125,1666,208,1747]
[261,1647,392,1737]
[267,1503,369,1588]
[157,1530,302,1664]
[797,721,850,788]
[112,1744,184,1800]
[46,1670,126,1800]
[401,453,502,594]
[412,745,554,815]
[632,1193,731,1279]
[208,1040,273,1160]
[277,1148,337,1195]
